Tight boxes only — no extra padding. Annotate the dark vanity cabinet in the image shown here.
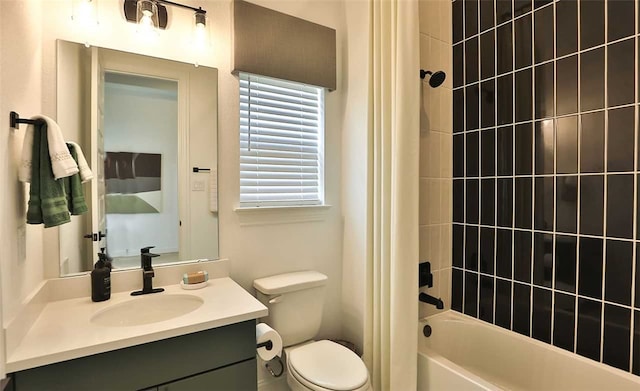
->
[11,321,257,391]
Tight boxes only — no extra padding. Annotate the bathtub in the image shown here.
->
[417,311,640,390]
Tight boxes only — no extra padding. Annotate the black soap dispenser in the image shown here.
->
[91,249,111,302]
[101,247,113,271]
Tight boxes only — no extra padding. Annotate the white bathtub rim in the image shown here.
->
[420,310,640,386]
[419,345,501,391]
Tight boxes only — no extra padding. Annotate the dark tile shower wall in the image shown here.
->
[451,0,640,375]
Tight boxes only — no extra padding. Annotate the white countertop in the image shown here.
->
[6,277,268,373]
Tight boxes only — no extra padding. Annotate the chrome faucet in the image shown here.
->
[131,246,165,296]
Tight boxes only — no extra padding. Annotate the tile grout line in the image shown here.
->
[526,0,536,339]
[599,0,609,364]
[453,103,640,134]
[511,0,518,334]
[629,0,639,372]
[461,0,467,316]
[452,221,640,241]
[527,1,537,310]
[573,0,582,351]
[477,0,483,320]
[456,171,640,179]
[454,10,636,54]
[493,0,499,326]
[549,0,558,344]
[452,265,640,312]
[453,35,638,93]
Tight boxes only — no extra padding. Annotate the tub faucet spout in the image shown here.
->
[419,292,444,309]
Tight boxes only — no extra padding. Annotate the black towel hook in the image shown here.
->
[10,111,39,130]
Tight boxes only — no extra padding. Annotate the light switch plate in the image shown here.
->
[192,180,205,191]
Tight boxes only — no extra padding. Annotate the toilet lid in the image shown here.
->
[289,340,368,391]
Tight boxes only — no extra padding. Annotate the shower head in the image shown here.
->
[420,70,447,88]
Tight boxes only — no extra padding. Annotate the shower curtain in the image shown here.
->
[363,0,420,390]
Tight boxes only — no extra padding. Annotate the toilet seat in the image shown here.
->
[287,340,370,391]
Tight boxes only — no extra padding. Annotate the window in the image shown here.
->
[239,73,324,207]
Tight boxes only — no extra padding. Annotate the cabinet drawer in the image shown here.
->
[13,321,256,391]
[158,359,256,391]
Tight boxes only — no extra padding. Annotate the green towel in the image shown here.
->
[64,144,88,215]
[26,121,71,228]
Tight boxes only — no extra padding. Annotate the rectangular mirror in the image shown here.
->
[57,40,219,276]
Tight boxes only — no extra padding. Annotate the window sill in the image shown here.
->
[234,204,331,213]
[234,204,332,226]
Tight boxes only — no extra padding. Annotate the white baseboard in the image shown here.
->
[258,376,289,391]
[257,356,289,391]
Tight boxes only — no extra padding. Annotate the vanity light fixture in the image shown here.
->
[123,0,208,34]
[124,0,210,62]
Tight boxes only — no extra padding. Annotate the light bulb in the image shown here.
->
[191,10,210,66]
[194,22,206,45]
[140,14,154,29]
[136,0,159,39]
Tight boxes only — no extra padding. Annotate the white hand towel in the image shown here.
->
[18,125,34,182]
[19,115,79,182]
[209,169,218,213]
[67,141,94,183]
[42,116,79,180]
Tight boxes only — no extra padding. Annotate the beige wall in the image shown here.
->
[0,0,46,332]
[340,0,370,355]
[0,0,347,374]
[418,0,453,318]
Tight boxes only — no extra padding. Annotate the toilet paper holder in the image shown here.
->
[256,340,273,351]
[266,356,284,378]
[256,339,284,377]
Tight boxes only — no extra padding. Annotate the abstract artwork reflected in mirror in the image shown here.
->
[105,152,163,214]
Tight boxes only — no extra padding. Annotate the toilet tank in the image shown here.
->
[254,271,328,347]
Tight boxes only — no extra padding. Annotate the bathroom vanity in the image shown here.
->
[6,275,267,391]
[12,321,256,390]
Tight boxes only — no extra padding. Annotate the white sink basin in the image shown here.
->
[91,294,204,327]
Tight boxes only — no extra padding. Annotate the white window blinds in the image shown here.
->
[239,73,324,207]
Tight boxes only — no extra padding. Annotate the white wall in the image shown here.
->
[0,0,45,332]
[0,5,8,378]
[104,82,179,257]
[216,1,346,386]
[0,2,5,378]
[36,0,345,318]
[217,0,345,336]
[340,0,370,355]
[1,1,349,385]
[418,0,453,318]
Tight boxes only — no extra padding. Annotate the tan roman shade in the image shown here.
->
[232,0,337,90]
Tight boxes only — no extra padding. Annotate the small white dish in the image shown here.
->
[180,280,209,290]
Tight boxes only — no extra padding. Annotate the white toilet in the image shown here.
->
[254,271,371,391]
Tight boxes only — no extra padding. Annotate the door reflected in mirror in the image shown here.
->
[56,40,219,276]
[104,73,179,268]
